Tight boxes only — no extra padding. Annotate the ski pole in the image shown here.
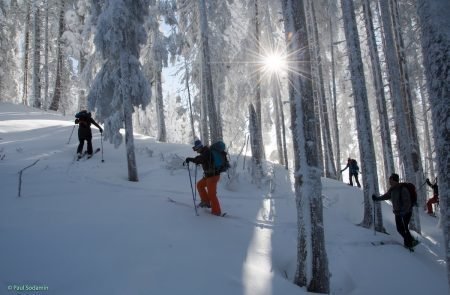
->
[100,133,104,162]
[419,181,427,189]
[373,201,376,235]
[187,164,199,216]
[194,164,198,204]
[67,125,76,144]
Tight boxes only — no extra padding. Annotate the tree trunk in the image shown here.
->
[121,53,139,182]
[152,29,166,142]
[31,0,41,109]
[391,0,426,223]
[77,10,87,111]
[281,0,329,293]
[22,1,31,105]
[200,65,209,143]
[272,77,285,166]
[185,61,196,140]
[416,0,450,288]
[248,103,263,183]
[362,0,394,190]
[49,0,65,111]
[341,0,383,231]
[253,0,265,159]
[43,0,49,110]
[124,100,139,182]
[198,0,219,143]
[418,75,435,178]
[305,0,324,176]
[155,67,166,142]
[329,8,341,181]
[379,0,421,233]
[263,1,287,168]
[310,0,336,179]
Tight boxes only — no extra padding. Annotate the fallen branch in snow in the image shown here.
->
[18,159,40,197]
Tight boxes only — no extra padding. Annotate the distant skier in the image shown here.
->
[340,157,361,188]
[425,177,439,216]
[75,110,102,158]
[184,140,222,216]
[372,173,419,250]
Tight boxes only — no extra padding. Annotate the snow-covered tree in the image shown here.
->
[379,0,421,232]
[340,0,382,230]
[361,0,394,185]
[416,0,450,288]
[248,103,263,184]
[140,0,179,143]
[0,0,19,101]
[49,0,66,111]
[30,0,41,109]
[22,0,31,105]
[197,0,219,143]
[88,0,151,182]
[280,0,329,292]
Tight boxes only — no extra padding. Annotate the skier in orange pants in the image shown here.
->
[185,140,222,216]
[196,175,221,215]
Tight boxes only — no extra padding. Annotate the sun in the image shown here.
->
[262,52,287,74]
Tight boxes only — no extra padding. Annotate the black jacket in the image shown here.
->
[426,179,439,197]
[377,184,412,215]
[75,117,102,140]
[341,159,359,175]
[190,147,219,177]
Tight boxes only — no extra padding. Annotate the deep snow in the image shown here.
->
[0,103,447,295]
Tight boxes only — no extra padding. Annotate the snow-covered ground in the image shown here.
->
[0,102,447,295]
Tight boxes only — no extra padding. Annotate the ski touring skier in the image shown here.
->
[184,140,222,216]
[425,177,439,216]
[74,110,102,159]
[372,173,419,251]
[340,157,361,188]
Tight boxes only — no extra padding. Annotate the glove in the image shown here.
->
[75,119,79,124]
[426,178,429,182]
[99,127,103,133]
[372,194,378,201]
[184,157,194,165]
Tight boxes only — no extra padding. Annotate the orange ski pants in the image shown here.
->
[197,175,221,215]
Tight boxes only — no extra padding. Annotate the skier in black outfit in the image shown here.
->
[75,110,102,157]
[372,173,419,250]
[340,158,361,187]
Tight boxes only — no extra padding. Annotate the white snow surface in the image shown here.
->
[0,102,447,295]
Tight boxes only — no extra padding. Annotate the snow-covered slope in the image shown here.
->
[0,103,447,295]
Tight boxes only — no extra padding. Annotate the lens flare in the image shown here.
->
[262,53,287,74]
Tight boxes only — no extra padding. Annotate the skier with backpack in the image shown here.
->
[425,177,439,216]
[74,110,103,159]
[372,173,419,250]
[184,139,229,216]
[340,157,361,188]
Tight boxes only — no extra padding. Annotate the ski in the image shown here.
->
[168,197,199,216]
[77,151,88,161]
[168,197,193,208]
[168,197,228,217]
[370,240,402,246]
[371,240,419,252]
[86,148,101,159]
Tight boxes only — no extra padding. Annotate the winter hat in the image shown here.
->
[389,173,400,182]
[192,140,203,151]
